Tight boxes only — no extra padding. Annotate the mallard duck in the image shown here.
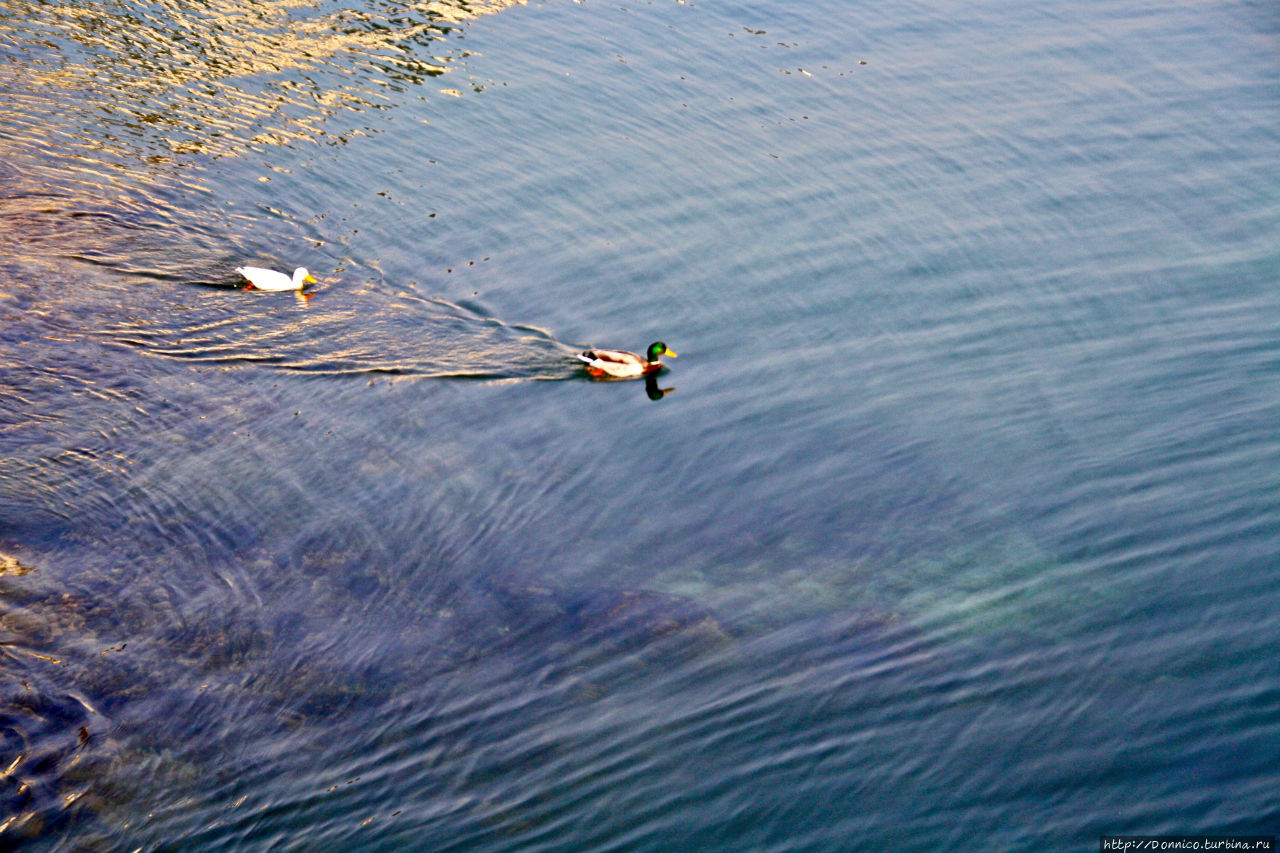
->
[235,265,318,293]
[576,341,676,378]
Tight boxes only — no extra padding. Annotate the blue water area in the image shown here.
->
[1,0,1279,849]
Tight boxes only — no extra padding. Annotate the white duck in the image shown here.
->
[235,265,318,293]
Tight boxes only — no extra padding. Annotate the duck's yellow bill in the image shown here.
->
[304,274,319,285]
[665,350,677,358]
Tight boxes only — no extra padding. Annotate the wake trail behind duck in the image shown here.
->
[101,287,584,381]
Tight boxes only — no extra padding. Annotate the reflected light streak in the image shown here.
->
[0,0,526,160]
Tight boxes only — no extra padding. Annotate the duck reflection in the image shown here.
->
[645,374,673,401]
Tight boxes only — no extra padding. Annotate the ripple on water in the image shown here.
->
[2,0,1280,848]
[0,0,527,161]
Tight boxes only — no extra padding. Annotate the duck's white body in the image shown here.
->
[236,266,317,292]
[576,342,675,379]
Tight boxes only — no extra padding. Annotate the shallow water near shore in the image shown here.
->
[2,0,1279,849]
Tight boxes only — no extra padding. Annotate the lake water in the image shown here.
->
[2,0,1279,849]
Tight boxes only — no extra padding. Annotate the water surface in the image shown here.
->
[2,0,1279,849]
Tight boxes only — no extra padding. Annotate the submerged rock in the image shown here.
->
[0,547,746,846]
[565,588,734,664]
[475,581,735,695]
[0,675,117,843]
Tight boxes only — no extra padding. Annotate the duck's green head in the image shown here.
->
[647,341,676,362]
